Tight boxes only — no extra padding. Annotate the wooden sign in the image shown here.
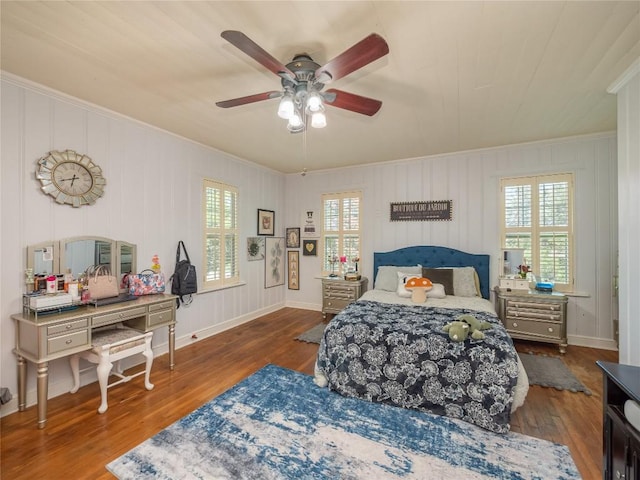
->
[390,201,453,221]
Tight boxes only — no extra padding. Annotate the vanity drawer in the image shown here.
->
[92,306,147,327]
[505,317,563,340]
[148,308,174,327]
[47,318,89,336]
[149,300,175,313]
[48,330,90,355]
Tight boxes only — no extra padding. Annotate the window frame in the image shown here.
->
[202,178,240,290]
[320,191,362,277]
[500,173,574,292]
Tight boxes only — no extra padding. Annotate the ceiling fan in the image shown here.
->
[216,31,389,132]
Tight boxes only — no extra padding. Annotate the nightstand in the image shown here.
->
[494,287,568,353]
[321,277,367,319]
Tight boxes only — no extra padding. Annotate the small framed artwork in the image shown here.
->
[303,239,317,256]
[265,237,285,288]
[257,209,275,236]
[247,237,265,261]
[288,250,299,290]
[286,227,300,248]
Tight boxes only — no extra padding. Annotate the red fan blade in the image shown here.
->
[323,89,382,116]
[221,31,296,82]
[216,91,282,108]
[315,34,389,84]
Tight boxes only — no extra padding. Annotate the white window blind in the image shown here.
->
[501,173,573,291]
[321,191,362,275]
[202,179,239,288]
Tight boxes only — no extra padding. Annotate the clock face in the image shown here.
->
[36,150,106,207]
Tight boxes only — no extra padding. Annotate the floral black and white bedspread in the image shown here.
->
[315,300,519,433]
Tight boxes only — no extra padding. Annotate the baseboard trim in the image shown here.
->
[568,334,618,351]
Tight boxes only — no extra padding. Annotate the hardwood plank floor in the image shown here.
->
[1,307,617,479]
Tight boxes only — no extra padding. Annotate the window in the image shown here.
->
[500,173,574,291]
[202,179,239,289]
[321,191,362,275]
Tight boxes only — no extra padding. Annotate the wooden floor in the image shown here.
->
[1,307,617,479]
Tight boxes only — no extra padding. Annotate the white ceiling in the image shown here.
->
[1,1,639,173]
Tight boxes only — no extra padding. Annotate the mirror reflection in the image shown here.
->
[501,248,525,277]
[27,243,57,275]
[61,237,114,278]
[116,241,137,292]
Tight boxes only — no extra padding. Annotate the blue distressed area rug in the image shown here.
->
[107,364,581,479]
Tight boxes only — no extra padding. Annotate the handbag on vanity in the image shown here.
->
[86,265,119,300]
[128,269,166,296]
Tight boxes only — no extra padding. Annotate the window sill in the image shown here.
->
[198,281,247,294]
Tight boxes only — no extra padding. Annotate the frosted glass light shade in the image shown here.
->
[277,96,294,119]
[306,92,323,112]
[311,111,327,128]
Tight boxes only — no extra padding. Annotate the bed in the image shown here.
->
[314,245,529,433]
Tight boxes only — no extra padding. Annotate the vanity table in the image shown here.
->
[15,235,178,428]
[12,295,177,428]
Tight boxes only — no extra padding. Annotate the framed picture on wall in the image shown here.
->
[286,227,300,248]
[258,209,275,236]
[288,250,299,290]
[247,237,265,261]
[265,237,285,288]
[303,239,317,256]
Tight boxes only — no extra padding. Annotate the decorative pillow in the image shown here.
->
[375,265,422,291]
[396,271,420,297]
[422,268,454,295]
[426,283,446,298]
[450,266,479,297]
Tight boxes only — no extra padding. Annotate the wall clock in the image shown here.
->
[36,149,106,207]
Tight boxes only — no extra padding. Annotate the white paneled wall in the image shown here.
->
[285,133,619,350]
[0,76,285,413]
[0,72,621,416]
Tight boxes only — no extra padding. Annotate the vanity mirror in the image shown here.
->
[60,236,115,279]
[26,236,136,293]
[27,242,59,276]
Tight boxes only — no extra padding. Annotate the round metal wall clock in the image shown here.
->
[36,149,106,207]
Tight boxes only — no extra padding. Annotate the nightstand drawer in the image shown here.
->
[505,317,563,340]
[324,298,351,312]
[505,307,562,322]
[324,289,357,300]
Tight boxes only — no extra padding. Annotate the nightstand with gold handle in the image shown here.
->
[321,277,367,319]
[494,287,568,353]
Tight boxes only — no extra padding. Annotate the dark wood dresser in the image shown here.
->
[596,361,640,480]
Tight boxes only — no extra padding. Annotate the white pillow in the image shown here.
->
[375,265,422,291]
[396,271,421,297]
[426,283,446,299]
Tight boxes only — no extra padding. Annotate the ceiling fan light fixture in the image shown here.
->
[311,110,327,129]
[277,95,294,119]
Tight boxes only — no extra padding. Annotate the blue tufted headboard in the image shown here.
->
[373,246,491,299]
